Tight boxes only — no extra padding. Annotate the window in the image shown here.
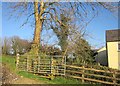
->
[118,43,120,51]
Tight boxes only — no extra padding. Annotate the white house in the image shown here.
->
[95,29,120,70]
[95,47,108,66]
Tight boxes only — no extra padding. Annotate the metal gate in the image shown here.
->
[16,54,66,77]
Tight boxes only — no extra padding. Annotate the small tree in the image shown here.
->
[67,37,94,65]
[74,38,94,64]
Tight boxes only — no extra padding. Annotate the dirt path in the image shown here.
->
[1,63,46,84]
[13,77,45,84]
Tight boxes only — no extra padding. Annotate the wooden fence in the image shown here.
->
[16,55,120,85]
[65,64,120,85]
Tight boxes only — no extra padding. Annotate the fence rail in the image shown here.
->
[16,55,120,85]
[65,64,120,85]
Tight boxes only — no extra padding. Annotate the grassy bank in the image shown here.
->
[2,55,81,84]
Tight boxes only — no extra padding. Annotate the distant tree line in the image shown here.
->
[2,36,31,55]
[2,36,62,56]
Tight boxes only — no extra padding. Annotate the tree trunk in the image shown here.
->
[33,1,41,44]
[30,1,44,55]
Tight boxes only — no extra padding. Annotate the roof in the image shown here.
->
[97,47,106,53]
[106,29,120,42]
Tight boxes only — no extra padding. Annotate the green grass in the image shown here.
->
[2,55,16,72]
[17,71,81,84]
[0,55,2,62]
[1,55,82,84]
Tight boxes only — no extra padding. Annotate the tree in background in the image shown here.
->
[11,36,31,55]
[41,45,61,55]
[51,13,71,53]
[74,38,94,64]
[2,37,11,55]
[65,21,96,65]
[2,36,32,55]
[66,35,94,65]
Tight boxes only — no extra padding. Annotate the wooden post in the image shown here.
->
[26,55,29,71]
[64,56,66,76]
[50,56,54,80]
[82,65,85,83]
[51,56,53,74]
[35,59,37,73]
[113,71,116,86]
[56,65,58,74]
[16,53,20,69]
[29,58,31,72]
[32,59,34,73]
[33,60,35,73]
[31,59,34,72]
[38,56,40,73]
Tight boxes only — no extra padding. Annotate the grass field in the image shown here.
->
[1,55,82,84]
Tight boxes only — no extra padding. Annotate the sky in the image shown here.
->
[0,2,2,40]
[1,2,119,49]
[86,8,118,48]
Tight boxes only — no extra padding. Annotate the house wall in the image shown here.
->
[95,47,108,66]
[107,41,120,70]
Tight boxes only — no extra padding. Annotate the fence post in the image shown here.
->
[82,65,85,83]
[33,59,36,73]
[50,56,52,74]
[113,71,116,86]
[64,56,66,76]
[38,56,40,73]
[16,53,20,69]
[31,59,34,72]
[50,56,54,80]
[26,55,29,71]
[52,56,54,74]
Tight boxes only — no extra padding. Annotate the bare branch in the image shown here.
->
[20,12,35,28]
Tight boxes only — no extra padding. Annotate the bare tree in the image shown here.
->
[7,1,118,55]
